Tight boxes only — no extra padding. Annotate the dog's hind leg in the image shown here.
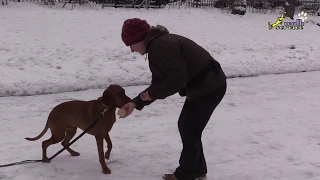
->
[95,135,111,174]
[104,133,112,160]
[42,125,65,163]
[61,126,80,156]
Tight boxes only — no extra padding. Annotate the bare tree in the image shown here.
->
[285,0,296,19]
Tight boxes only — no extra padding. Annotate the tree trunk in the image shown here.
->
[285,0,296,19]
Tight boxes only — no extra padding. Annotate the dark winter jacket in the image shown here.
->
[132,25,226,110]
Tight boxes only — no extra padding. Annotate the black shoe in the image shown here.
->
[195,174,207,180]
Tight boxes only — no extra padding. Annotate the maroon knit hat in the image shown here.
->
[121,18,150,46]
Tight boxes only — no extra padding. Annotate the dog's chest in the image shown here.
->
[101,115,116,132]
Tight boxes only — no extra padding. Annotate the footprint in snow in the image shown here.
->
[0,174,6,179]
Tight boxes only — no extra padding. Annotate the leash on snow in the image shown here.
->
[0,107,109,168]
[306,20,320,27]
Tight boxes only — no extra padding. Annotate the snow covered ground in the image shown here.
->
[0,2,320,97]
[0,71,320,180]
[0,2,320,180]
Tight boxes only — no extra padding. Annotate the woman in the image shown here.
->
[119,18,227,180]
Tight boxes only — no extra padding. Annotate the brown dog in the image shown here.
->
[25,84,131,174]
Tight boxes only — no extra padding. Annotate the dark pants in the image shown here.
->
[174,82,227,180]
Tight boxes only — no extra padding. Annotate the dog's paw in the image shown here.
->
[42,158,51,163]
[70,151,80,156]
[105,151,111,160]
[102,166,111,174]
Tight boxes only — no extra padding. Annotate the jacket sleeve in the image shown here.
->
[147,42,188,99]
[131,95,156,111]
[131,74,161,111]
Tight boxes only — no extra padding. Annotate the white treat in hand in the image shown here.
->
[117,109,126,118]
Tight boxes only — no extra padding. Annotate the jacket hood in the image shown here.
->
[144,25,169,48]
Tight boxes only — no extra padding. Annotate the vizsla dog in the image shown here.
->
[25,84,131,174]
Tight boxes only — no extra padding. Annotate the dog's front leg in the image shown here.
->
[104,133,112,160]
[95,135,111,174]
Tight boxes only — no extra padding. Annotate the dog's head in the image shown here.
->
[101,84,131,108]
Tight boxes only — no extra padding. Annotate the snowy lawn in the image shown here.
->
[1,2,320,180]
[1,2,320,97]
[0,71,319,180]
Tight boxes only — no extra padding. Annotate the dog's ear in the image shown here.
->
[101,88,116,107]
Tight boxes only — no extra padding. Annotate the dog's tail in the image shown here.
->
[25,122,49,141]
